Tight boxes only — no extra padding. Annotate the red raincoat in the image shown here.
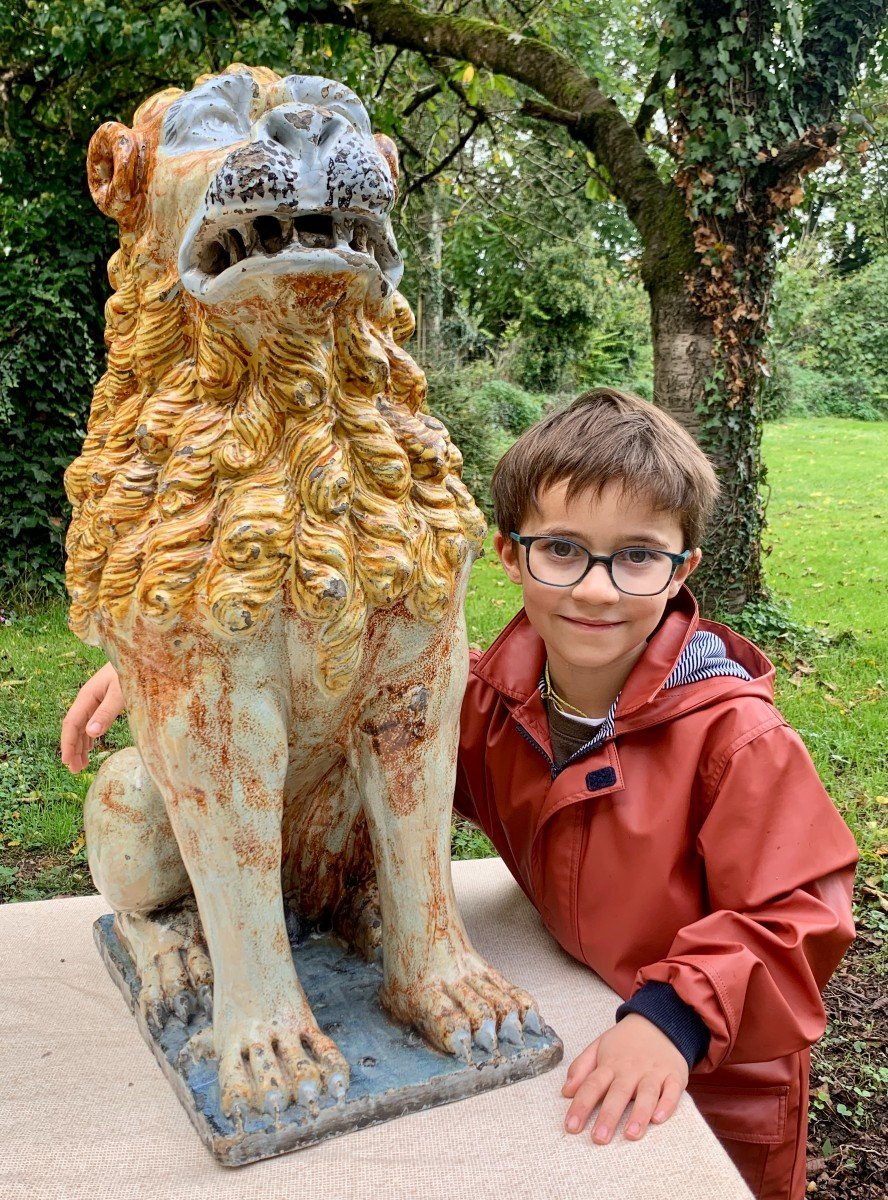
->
[454,587,857,1200]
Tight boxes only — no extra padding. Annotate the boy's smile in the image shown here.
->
[495,480,700,718]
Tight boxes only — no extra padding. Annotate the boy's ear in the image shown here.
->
[493,531,523,586]
[668,547,702,598]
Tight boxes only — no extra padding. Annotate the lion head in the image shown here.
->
[65,65,485,693]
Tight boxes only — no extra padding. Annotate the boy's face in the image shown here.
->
[494,480,700,694]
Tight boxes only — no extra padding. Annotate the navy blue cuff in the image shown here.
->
[615,981,711,1069]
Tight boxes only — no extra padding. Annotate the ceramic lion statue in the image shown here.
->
[65,65,544,1125]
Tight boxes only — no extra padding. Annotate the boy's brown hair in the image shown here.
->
[491,388,720,548]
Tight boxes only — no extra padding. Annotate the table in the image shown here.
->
[0,856,751,1200]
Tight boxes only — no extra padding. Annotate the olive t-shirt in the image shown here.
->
[544,699,607,769]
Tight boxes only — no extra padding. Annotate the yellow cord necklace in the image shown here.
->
[541,662,597,721]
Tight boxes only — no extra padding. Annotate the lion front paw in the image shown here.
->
[381,956,544,1060]
[116,902,213,1030]
[216,1012,350,1122]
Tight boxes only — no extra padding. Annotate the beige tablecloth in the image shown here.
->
[0,856,751,1200]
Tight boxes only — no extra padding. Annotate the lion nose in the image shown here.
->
[253,103,352,156]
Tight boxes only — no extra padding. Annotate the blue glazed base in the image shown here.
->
[94,914,563,1165]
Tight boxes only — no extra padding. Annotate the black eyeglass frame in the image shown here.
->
[509,532,691,596]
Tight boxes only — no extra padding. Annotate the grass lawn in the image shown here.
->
[1,416,886,1190]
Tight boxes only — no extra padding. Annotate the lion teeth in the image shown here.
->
[228,227,248,264]
[334,216,355,246]
[195,212,384,279]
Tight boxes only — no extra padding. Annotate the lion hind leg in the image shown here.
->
[84,747,213,1027]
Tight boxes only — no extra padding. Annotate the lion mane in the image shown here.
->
[64,69,486,694]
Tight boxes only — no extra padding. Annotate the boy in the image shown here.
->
[62,389,858,1200]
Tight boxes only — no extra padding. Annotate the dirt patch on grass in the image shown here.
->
[807,906,888,1200]
[0,849,95,902]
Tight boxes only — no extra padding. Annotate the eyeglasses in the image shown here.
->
[509,533,690,596]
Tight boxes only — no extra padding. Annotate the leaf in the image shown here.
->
[461,64,475,84]
[822,1138,834,1158]
[585,177,608,202]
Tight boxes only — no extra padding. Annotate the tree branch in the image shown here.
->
[376,48,404,96]
[519,98,579,128]
[300,0,671,247]
[401,81,442,116]
[759,122,843,184]
[402,110,485,196]
[632,61,670,138]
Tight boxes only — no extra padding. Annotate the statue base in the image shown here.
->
[94,914,563,1166]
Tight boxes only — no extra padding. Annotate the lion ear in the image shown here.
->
[87,122,144,226]
[374,133,399,188]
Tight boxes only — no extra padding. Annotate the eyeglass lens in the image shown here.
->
[527,538,676,595]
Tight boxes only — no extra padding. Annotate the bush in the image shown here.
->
[765,255,888,421]
[475,380,543,435]
[762,362,887,422]
[425,371,513,519]
[510,233,652,394]
[0,185,113,596]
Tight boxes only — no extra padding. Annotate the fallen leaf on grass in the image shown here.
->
[0,679,27,689]
[69,836,85,857]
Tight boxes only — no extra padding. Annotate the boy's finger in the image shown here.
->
[623,1075,662,1140]
[86,700,119,737]
[650,1073,686,1125]
[592,1080,635,1145]
[564,1067,611,1133]
[561,1039,599,1096]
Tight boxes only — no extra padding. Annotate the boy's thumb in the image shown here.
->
[86,707,115,736]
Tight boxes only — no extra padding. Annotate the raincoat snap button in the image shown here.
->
[585,766,617,791]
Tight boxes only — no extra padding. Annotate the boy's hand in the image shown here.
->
[61,662,125,774]
[562,1014,689,1144]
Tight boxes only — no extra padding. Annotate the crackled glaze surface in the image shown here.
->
[66,65,548,1140]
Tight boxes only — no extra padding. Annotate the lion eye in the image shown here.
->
[161,74,253,156]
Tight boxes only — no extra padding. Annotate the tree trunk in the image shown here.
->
[647,238,768,615]
[422,185,444,359]
[651,282,766,613]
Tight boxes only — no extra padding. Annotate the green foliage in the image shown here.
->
[511,235,651,393]
[715,594,828,659]
[0,190,112,593]
[474,380,543,435]
[765,254,888,421]
[425,370,513,518]
[450,819,496,861]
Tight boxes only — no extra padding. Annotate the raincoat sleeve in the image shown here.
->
[631,721,858,1072]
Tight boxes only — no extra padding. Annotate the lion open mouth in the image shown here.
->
[180,209,401,302]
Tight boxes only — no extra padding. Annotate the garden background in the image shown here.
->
[1,2,887,1196]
